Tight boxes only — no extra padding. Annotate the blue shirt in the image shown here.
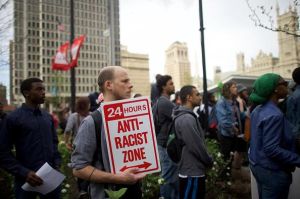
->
[286,85,300,137]
[249,101,300,171]
[215,96,241,137]
[0,104,61,181]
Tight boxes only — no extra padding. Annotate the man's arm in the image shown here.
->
[49,114,61,169]
[64,114,75,150]
[70,115,145,185]
[73,165,145,184]
[177,115,213,167]
[0,116,43,186]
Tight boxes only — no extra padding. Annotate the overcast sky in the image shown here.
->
[120,0,295,82]
[0,0,296,89]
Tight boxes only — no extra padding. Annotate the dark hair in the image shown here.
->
[76,97,90,116]
[180,85,196,104]
[156,75,172,95]
[20,78,43,97]
[155,74,162,81]
[292,67,300,85]
[174,91,180,100]
[222,81,236,99]
[97,66,116,93]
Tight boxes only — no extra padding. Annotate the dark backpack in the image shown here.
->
[166,112,197,163]
[90,110,142,199]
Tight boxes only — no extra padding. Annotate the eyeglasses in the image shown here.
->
[277,81,288,87]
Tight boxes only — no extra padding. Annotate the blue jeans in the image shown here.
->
[158,145,179,199]
[250,164,292,199]
[15,180,61,199]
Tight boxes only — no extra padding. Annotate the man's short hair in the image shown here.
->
[292,67,300,85]
[156,75,172,95]
[180,85,196,104]
[20,78,43,97]
[97,66,116,93]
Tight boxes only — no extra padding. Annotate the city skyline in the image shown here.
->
[120,0,295,82]
[0,0,297,95]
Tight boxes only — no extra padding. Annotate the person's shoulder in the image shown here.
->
[176,112,196,123]
[68,112,78,119]
[80,114,95,127]
[291,88,300,99]
[6,107,22,120]
[261,103,283,120]
[159,96,174,106]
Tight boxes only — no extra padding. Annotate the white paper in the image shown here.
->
[22,162,65,195]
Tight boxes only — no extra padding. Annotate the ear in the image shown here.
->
[23,90,30,98]
[187,94,192,102]
[104,80,113,91]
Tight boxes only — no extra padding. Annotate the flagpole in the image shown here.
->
[70,0,76,112]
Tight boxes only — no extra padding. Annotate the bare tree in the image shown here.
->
[246,0,300,37]
[0,0,13,68]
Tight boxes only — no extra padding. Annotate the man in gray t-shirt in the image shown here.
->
[70,66,145,199]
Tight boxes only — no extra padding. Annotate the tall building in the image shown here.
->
[10,0,120,106]
[0,84,7,105]
[165,41,192,91]
[236,5,300,79]
[121,46,150,96]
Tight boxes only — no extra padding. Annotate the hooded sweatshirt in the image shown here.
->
[173,106,213,176]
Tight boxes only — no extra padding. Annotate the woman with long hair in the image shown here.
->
[215,81,242,160]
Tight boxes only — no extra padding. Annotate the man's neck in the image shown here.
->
[183,103,193,110]
[25,100,39,109]
[161,92,170,99]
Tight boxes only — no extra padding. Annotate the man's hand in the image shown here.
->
[26,171,43,187]
[118,168,146,184]
[66,143,73,152]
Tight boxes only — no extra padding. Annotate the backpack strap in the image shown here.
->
[90,110,103,166]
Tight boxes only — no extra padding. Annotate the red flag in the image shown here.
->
[52,41,71,71]
[69,35,86,68]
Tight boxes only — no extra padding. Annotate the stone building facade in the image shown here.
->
[236,5,300,79]
[121,46,150,96]
[165,41,192,91]
[10,0,120,106]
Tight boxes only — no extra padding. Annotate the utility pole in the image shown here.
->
[70,0,76,112]
[198,0,209,130]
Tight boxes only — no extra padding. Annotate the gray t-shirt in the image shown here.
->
[70,108,110,199]
[64,112,86,139]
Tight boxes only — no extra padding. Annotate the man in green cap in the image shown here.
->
[249,73,300,199]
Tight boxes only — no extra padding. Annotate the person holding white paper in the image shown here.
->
[0,78,61,199]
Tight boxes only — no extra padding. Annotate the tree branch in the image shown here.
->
[246,0,300,37]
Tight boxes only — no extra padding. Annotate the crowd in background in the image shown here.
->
[0,66,300,199]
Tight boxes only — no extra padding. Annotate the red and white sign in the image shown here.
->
[101,97,160,175]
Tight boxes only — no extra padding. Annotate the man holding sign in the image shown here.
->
[70,66,145,199]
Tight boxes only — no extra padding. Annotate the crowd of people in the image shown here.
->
[0,65,299,199]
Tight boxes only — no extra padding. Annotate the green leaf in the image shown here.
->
[104,188,127,199]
